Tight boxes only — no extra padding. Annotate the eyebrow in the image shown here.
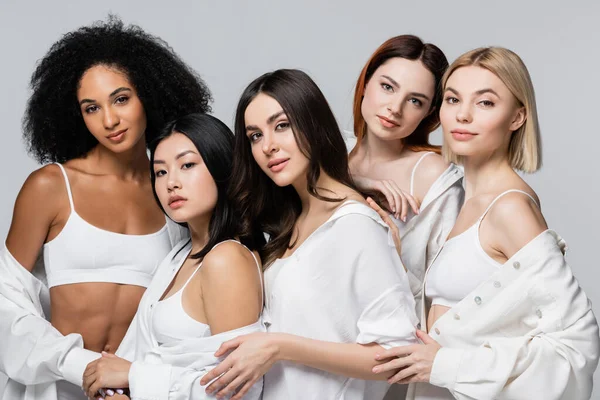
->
[153,150,197,164]
[381,75,430,101]
[445,87,499,97]
[245,110,286,131]
[79,87,132,105]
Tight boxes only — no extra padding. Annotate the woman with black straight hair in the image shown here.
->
[81,113,265,400]
[199,69,419,400]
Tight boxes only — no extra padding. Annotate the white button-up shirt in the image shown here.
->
[408,230,600,400]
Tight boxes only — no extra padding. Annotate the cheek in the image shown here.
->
[154,182,169,209]
[361,85,379,117]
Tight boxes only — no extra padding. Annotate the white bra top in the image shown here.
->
[426,189,539,308]
[152,239,263,344]
[43,163,172,288]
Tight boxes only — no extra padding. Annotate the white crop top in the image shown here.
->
[43,163,172,288]
[152,239,262,344]
[426,190,538,308]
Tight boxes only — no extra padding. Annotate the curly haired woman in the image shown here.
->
[0,16,211,400]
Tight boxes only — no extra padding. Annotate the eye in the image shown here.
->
[182,162,196,170]
[381,83,393,92]
[248,132,262,142]
[409,98,423,107]
[155,169,166,177]
[479,100,495,107]
[444,96,459,104]
[115,96,129,105]
[275,122,290,131]
[84,105,99,114]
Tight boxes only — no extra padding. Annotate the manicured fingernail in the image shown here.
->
[373,366,380,373]
[106,389,115,396]
[116,389,124,395]
[375,353,381,360]
[402,216,407,222]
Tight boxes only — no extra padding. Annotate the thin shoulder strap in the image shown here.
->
[54,163,75,211]
[478,189,539,223]
[410,152,435,196]
[211,239,264,310]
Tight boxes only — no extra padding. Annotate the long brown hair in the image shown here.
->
[351,35,448,156]
[230,69,357,267]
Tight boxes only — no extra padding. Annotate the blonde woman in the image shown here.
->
[372,47,599,399]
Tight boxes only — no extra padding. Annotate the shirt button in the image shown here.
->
[493,281,501,288]
[453,313,460,320]
[474,296,482,305]
[513,261,521,269]
[536,308,543,318]
[434,328,440,335]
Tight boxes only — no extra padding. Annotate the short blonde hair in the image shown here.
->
[441,47,542,173]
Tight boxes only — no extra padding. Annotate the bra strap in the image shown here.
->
[54,163,75,211]
[478,189,539,223]
[410,152,435,196]
[211,239,264,311]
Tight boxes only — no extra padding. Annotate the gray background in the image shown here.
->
[0,1,598,398]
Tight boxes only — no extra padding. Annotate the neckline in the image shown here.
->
[71,210,169,238]
[274,200,366,263]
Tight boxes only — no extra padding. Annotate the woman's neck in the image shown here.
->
[187,215,212,254]
[292,170,352,215]
[358,129,406,164]
[463,153,515,200]
[85,137,149,180]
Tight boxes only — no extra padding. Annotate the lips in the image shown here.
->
[267,158,289,169]
[107,129,127,141]
[168,195,187,209]
[377,115,400,128]
[450,129,477,141]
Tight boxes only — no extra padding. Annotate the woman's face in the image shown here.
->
[77,65,147,153]
[440,66,525,160]
[361,57,435,141]
[153,133,218,223]
[244,93,310,188]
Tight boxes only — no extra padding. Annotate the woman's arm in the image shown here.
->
[0,166,100,386]
[83,241,264,400]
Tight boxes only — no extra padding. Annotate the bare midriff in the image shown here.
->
[427,304,451,332]
[50,282,145,353]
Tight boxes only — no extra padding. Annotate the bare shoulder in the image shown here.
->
[486,190,547,251]
[200,241,262,280]
[21,164,65,197]
[413,152,450,200]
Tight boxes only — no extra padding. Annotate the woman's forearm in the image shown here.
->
[273,333,394,381]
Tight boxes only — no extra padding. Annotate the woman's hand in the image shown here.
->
[372,330,441,384]
[83,352,131,399]
[199,332,280,400]
[353,175,420,221]
[367,197,403,261]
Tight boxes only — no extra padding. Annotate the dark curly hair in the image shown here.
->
[23,15,212,163]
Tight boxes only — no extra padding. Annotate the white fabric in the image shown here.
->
[46,164,172,288]
[262,201,419,400]
[426,189,538,309]
[343,131,465,319]
[407,230,600,400]
[0,220,187,400]
[116,239,264,400]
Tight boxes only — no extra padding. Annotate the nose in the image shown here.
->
[102,106,120,130]
[456,103,472,123]
[387,95,403,117]
[167,173,181,192]
[261,133,279,155]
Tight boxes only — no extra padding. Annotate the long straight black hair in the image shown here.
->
[150,113,264,259]
[230,69,357,267]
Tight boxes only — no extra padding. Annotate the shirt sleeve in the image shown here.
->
[332,214,419,349]
[430,308,598,400]
[0,247,100,386]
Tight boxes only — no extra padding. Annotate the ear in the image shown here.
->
[510,107,526,132]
